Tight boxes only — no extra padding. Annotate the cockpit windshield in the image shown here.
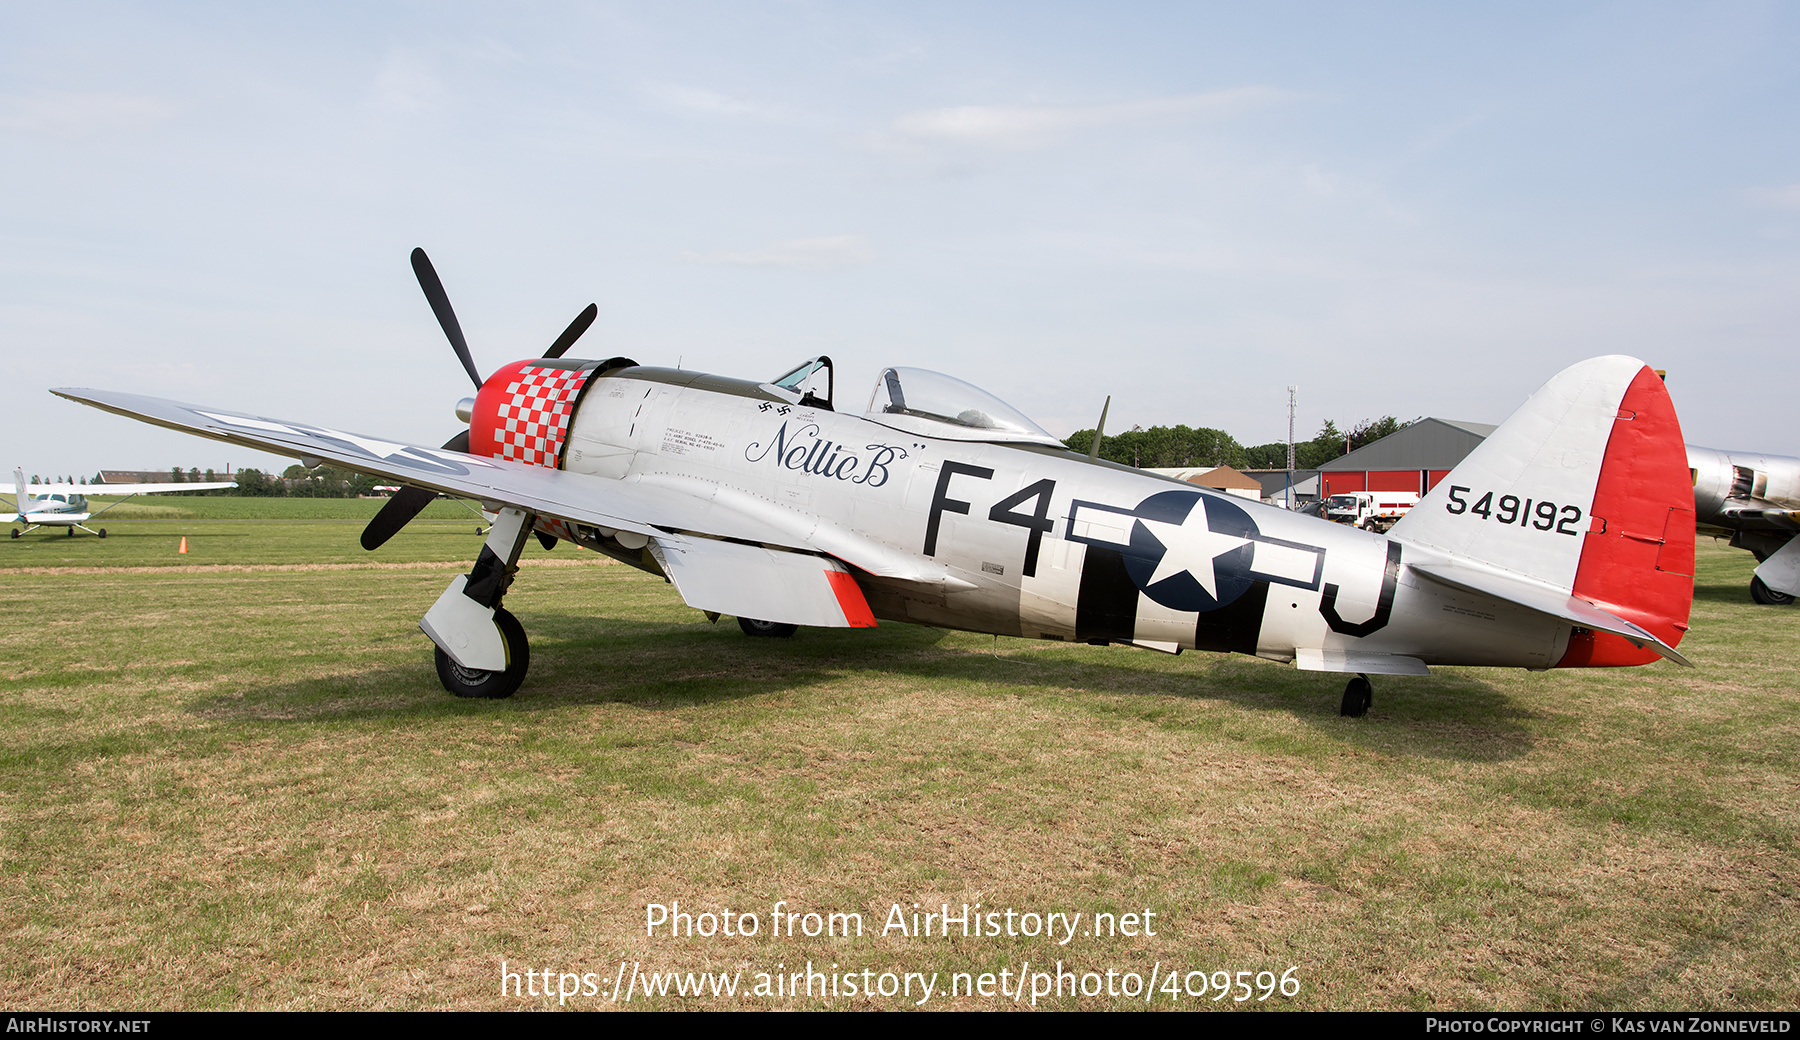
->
[863,367,1064,446]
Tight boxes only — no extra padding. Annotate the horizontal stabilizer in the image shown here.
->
[1408,560,1690,667]
[648,537,878,629]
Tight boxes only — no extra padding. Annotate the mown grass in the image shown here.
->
[0,527,1794,1010]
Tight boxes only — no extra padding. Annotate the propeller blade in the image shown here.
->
[545,304,598,359]
[361,485,436,551]
[411,248,484,390]
[359,430,472,551]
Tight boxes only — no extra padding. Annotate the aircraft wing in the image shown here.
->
[51,388,968,591]
[87,482,237,494]
[1717,502,1800,533]
[1405,559,1691,667]
[0,480,236,494]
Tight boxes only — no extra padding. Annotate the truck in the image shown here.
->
[1322,490,1419,533]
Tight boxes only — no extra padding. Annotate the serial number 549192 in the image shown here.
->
[1444,485,1583,535]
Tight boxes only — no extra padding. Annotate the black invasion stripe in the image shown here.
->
[1075,545,1140,643]
[1193,579,1269,655]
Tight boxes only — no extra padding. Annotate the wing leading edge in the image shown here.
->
[51,387,957,626]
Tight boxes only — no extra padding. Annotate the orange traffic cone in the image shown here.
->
[178,536,188,555]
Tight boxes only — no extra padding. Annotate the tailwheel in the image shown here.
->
[1339,673,1372,717]
[1750,576,1795,606]
[737,617,797,638]
[434,607,530,698]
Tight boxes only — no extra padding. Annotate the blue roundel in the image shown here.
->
[1119,490,1261,612]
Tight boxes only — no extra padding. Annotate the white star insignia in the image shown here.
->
[318,428,414,459]
[1137,497,1252,600]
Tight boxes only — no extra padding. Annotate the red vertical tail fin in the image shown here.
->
[1557,367,1693,667]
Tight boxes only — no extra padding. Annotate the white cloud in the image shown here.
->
[681,235,876,271]
[369,51,442,114]
[0,91,177,138]
[1748,183,1800,211]
[647,84,784,120]
[883,87,1288,151]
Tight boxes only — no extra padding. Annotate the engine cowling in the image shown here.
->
[465,356,640,548]
[469,359,599,469]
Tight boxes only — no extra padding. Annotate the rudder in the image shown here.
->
[1557,366,1693,665]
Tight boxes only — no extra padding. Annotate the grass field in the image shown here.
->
[0,515,1794,1010]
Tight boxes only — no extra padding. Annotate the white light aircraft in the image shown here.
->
[4,468,236,538]
[52,250,1696,715]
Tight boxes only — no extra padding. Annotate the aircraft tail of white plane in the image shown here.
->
[7,467,29,518]
[1390,355,1694,666]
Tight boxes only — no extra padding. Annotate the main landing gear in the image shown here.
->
[420,506,536,699]
[434,606,530,698]
[1750,576,1795,606]
[737,617,797,638]
[1340,673,1372,718]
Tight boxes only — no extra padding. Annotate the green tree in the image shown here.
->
[1063,423,1247,470]
[1241,442,1292,469]
[1347,415,1417,451]
[233,468,282,497]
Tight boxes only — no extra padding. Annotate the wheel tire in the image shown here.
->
[1750,576,1795,606]
[1339,674,1372,717]
[98,529,106,539]
[9,529,17,539]
[433,606,530,698]
[66,527,73,537]
[737,616,798,639]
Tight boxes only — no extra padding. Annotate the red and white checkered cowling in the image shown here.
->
[470,360,594,469]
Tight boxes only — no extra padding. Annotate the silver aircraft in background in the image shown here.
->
[1688,446,1800,604]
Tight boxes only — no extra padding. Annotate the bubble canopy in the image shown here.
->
[863,367,1065,447]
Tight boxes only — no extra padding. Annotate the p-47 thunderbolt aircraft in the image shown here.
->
[53,251,1694,715]
[1688,446,1800,604]
[4,468,235,538]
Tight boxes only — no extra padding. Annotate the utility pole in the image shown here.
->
[1286,385,1297,509]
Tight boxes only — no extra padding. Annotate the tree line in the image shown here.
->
[231,465,386,498]
[1061,416,1416,471]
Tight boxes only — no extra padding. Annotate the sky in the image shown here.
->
[5,2,1799,480]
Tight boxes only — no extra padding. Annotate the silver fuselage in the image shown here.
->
[550,368,1570,669]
